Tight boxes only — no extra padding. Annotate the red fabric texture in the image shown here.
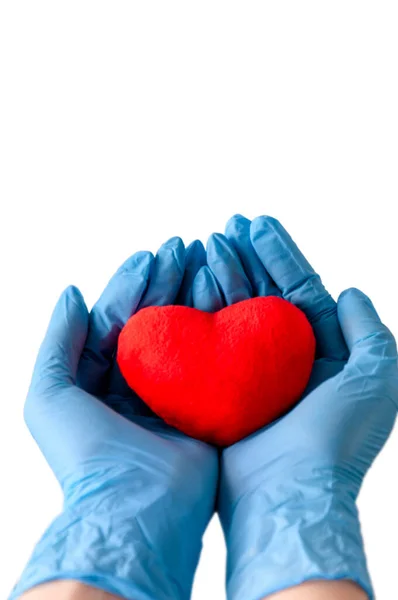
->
[117,296,315,446]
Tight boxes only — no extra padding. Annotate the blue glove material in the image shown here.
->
[11,237,218,600]
[192,263,224,313]
[193,214,398,600]
[225,214,280,298]
[176,239,206,307]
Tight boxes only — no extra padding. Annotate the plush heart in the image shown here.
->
[117,296,315,446]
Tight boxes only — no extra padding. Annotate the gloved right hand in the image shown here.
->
[193,214,398,600]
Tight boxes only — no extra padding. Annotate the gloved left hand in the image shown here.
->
[10,238,218,600]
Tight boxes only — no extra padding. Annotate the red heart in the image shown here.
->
[117,296,315,446]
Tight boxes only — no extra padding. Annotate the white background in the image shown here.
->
[1,2,397,599]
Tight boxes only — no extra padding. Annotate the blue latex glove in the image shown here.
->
[193,215,398,600]
[11,237,218,600]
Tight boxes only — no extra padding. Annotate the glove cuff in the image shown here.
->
[224,487,373,600]
[9,503,192,600]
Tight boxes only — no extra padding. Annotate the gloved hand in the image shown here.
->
[192,214,398,600]
[11,237,218,600]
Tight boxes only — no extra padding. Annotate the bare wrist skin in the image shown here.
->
[19,581,123,600]
[266,580,368,599]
